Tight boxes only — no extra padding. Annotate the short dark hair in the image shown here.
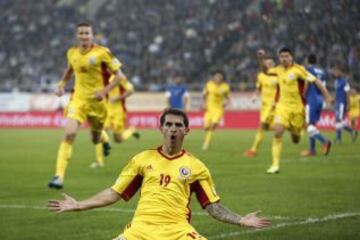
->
[212,69,226,80]
[160,108,189,128]
[77,22,92,28]
[308,54,317,64]
[278,47,293,56]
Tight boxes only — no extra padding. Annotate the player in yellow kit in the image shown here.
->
[264,48,332,174]
[48,22,127,189]
[48,108,271,239]
[349,88,360,130]
[244,53,277,157]
[92,76,140,168]
[202,71,230,150]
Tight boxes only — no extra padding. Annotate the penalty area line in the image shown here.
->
[208,212,360,239]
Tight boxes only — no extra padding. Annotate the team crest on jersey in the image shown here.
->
[287,73,296,81]
[89,56,96,65]
[179,166,192,180]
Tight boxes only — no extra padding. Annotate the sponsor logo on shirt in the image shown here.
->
[89,56,96,65]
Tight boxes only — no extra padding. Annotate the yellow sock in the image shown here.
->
[101,130,110,143]
[272,137,282,168]
[122,127,136,141]
[203,130,213,149]
[251,128,264,152]
[95,143,104,166]
[55,141,73,180]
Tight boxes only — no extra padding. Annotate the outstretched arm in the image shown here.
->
[47,188,121,214]
[314,78,333,105]
[55,64,73,97]
[206,202,271,228]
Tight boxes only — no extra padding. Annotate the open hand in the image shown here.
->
[47,193,79,213]
[239,210,272,228]
[55,87,65,97]
[94,91,106,101]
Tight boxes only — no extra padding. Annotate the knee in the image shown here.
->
[114,134,123,143]
[91,134,101,144]
[307,124,319,137]
[64,133,76,143]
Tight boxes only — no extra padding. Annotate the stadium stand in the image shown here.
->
[1,0,359,92]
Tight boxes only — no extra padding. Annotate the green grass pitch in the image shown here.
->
[0,128,359,240]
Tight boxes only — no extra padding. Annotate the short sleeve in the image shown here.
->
[66,48,73,67]
[344,83,350,92]
[191,165,220,209]
[256,74,261,89]
[111,157,143,201]
[101,48,122,73]
[224,84,230,98]
[120,79,134,92]
[298,65,316,82]
[203,82,210,95]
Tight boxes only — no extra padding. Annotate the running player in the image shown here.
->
[48,22,127,188]
[301,54,332,157]
[202,70,230,150]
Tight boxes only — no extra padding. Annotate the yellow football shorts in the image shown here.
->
[104,106,126,134]
[204,109,224,128]
[65,99,107,132]
[260,105,275,126]
[349,109,359,120]
[274,106,305,135]
[113,222,207,240]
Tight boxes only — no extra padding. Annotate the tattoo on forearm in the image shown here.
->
[206,203,242,225]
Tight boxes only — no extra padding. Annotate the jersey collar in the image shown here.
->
[157,146,186,160]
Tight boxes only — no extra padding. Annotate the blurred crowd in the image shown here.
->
[1,0,359,92]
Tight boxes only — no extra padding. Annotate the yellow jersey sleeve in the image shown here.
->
[111,156,143,201]
[191,164,220,209]
[224,83,230,98]
[101,48,122,73]
[203,82,210,95]
[296,65,316,82]
[256,73,262,90]
[120,78,134,92]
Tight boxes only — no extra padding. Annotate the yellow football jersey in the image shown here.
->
[67,44,122,101]
[107,75,134,112]
[111,148,220,224]
[269,63,316,109]
[256,72,278,109]
[349,94,360,117]
[203,81,230,111]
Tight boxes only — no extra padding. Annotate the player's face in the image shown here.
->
[334,68,342,78]
[76,26,93,47]
[213,73,224,84]
[160,114,189,147]
[279,52,293,67]
[263,58,275,69]
[173,77,183,85]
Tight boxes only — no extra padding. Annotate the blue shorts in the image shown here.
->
[335,102,347,122]
[305,101,323,125]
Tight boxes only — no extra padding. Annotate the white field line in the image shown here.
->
[208,212,360,239]
[0,204,290,219]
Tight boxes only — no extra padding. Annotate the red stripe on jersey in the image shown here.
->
[120,174,143,201]
[157,146,186,160]
[101,63,111,98]
[191,181,211,209]
[297,79,306,105]
[275,84,280,103]
[186,196,192,222]
[118,85,126,112]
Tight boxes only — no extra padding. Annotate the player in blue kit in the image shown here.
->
[333,64,358,143]
[165,76,190,111]
[302,54,332,156]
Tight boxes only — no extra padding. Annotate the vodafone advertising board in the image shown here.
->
[0,93,357,129]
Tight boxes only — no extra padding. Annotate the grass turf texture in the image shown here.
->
[0,129,359,240]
